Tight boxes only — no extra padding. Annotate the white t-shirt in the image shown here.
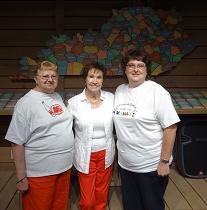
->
[113,80,180,173]
[5,90,74,177]
[91,105,106,152]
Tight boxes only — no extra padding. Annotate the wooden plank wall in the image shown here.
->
[0,0,207,91]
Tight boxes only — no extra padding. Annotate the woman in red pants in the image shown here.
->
[67,63,115,210]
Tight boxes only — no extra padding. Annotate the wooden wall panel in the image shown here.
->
[186,47,207,58]
[64,17,109,30]
[64,10,111,17]
[153,76,207,88]
[0,47,41,60]
[0,1,55,16]
[0,31,56,46]
[0,77,35,89]
[187,30,207,46]
[163,59,207,75]
[0,116,12,147]
[180,7,207,16]
[147,0,207,11]
[183,17,207,30]
[0,60,22,75]
[0,17,55,30]
[64,0,131,13]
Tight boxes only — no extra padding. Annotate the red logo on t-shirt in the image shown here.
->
[49,104,63,116]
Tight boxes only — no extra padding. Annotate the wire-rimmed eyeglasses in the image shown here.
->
[37,75,58,81]
[126,63,146,71]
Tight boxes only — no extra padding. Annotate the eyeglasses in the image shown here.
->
[37,75,58,81]
[126,63,146,71]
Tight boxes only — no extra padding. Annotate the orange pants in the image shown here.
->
[22,170,71,210]
[78,150,113,210]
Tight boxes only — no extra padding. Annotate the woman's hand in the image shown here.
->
[16,177,29,193]
[157,162,170,176]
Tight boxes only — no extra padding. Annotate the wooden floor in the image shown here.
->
[0,162,207,210]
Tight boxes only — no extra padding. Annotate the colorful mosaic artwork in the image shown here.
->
[19,6,196,76]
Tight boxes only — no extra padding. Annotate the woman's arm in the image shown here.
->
[11,143,28,193]
[157,124,177,176]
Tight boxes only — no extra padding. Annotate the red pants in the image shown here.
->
[22,170,71,210]
[78,150,113,210]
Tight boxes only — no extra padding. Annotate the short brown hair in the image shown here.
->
[82,62,106,80]
[121,50,151,81]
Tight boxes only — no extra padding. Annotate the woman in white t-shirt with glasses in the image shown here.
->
[67,63,115,210]
[113,50,180,210]
[5,61,74,210]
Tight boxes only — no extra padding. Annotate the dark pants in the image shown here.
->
[119,166,169,210]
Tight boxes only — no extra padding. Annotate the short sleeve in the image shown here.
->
[154,86,180,128]
[5,103,30,145]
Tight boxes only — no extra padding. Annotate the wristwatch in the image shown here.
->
[160,159,169,164]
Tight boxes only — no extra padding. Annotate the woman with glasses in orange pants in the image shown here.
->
[5,61,74,210]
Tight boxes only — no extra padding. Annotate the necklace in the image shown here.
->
[85,90,102,108]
